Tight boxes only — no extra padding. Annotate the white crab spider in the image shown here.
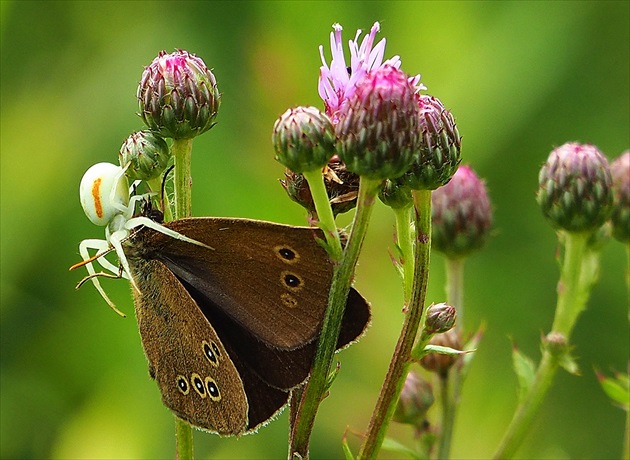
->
[73,162,209,315]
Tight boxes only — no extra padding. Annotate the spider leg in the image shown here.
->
[77,239,126,317]
[126,216,213,250]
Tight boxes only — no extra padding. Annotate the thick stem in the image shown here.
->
[289,177,381,459]
[357,189,433,460]
[171,137,195,460]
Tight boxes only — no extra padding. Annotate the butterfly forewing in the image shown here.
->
[144,218,335,349]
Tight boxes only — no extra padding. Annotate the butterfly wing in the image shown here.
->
[129,257,288,434]
[142,217,369,350]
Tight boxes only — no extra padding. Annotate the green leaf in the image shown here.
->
[557,351,580,375]
[381,437,421,459]
[512,345,536,402]
[597,370,629,411]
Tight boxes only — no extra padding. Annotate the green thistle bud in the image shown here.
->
[273,106,335,173]
[420,330,462,377]
[542,331,569,358]
[280,156,359,217]
[138,49,220,139]
[610,151,630,243]
[537,142,613,233]
[400,95,461,190]
[118,130,170,181]
[335,65,421,180]
[432,165,492,258]
[379,179,412,209]
[425,302,457,335]
[393,371,434,427]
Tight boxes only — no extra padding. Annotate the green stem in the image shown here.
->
[176,418,194,460]
[493,232,592,459]
[173,138,193,218]
[303,169,344,262]
[436,257,466,460]
[393,205,415,305]
[357,189,433,460]
[171,138,195,460]
[289,177,381,459]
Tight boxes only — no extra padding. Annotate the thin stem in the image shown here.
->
[358,189,433,460]
[173,138,193,218]
[171,137,195,460]
[289,177,381,459]
[393,205,415,305]
[493,232,592,459]
[175,418,194,460]
[437,257,466,460]
[303,169,344,262]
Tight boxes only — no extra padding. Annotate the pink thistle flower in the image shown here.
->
[318,22,424,123]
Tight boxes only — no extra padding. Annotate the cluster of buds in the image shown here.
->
[273,23,463,218]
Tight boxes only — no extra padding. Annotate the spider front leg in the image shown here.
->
[76,238,126,317]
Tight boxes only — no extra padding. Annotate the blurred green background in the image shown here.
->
[1,1,628,459]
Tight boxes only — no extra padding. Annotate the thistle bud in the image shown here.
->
[420,330,462,377]
[280,156,359,217]
[610,151,630,243]
[118,130,170,181]
[432,165,492,258]
[393,371,434,427]
[400,95,461,190]
[273,106,335,173]
[138,49,220,139]
[537,142,613,233]
[542,331,569,358]
[424,302,457,335]
[335,65,421,180]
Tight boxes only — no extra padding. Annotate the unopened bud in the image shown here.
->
[425,302,457,335]
[610,151,630,243]
[393,371,434,427]
[118,130,170,181]
[420,329,462,377]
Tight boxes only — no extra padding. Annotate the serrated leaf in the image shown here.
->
[381,437,421,459]
[512,347,536,402]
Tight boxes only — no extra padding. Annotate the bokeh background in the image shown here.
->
[1,1,628,459]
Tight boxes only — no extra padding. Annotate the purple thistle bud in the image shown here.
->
[610,151,630,243]
[400,95,462,190]
[537,142,613,233]
[425,302,457,335]
[280,156,359,217]
[272,106,335,173]
[118,130,170,181]
[432,165,492,258]
[335,65,421,180]
[393,371,434,427]
[138,50,220,139]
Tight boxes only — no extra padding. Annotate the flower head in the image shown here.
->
[118,130,170,181]
[432,165,492,258]
[335,65,421,179]
[318,22,424,124]
[272,106,335,173]
[138,49,220,139]
[537,142,613,233]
